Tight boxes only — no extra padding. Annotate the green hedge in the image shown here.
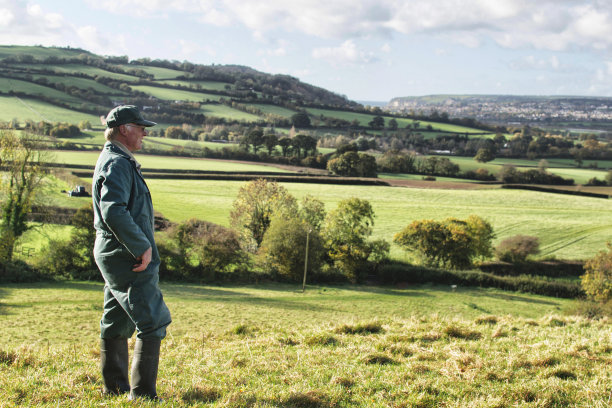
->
[377,262,584,298]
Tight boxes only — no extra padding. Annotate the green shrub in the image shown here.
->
[495,235,540,263]
[393,215,494,270]
[581,243,612,302]
[0,259,46,283]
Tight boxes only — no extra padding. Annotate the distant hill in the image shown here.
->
[0,45,492,141]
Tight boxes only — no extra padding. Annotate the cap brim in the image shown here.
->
[135,119,157,127]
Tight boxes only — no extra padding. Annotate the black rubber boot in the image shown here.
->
[129,338,161,401]
[100,338,130,395]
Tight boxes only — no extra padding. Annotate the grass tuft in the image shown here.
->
[304,333,338,346]
[330,376,355,388]
[363,352,398,365]
[475,315,498,325]
[281,390,335,408]
[334,321,383,335]
[230,323,257,336]
[549,368,578,380]
[443,324,482,340]
[182,385,223,403]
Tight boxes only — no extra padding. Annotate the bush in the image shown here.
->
[393,215,494,270]
[164,218,248,282]
[257,214,325,282]
[581,243,612,302]
[0,259,46,283]
[495,235,540,263]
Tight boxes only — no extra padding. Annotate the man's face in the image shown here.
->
[119,123,148,152]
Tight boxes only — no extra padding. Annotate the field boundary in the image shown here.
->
[502,184,610,199]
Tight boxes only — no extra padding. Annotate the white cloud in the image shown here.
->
[0,1,123,54]
[312,40,377,65]
[510,55,563,71]
[80,0,612,53]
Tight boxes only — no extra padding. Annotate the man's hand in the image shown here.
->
[132,247,152,272]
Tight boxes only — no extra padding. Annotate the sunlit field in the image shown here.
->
[1,282,610,407]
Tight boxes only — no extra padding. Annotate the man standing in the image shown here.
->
[92,105,171,400]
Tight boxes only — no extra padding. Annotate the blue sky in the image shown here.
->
[2,0,612,102]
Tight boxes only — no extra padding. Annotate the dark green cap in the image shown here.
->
[105,105,156,128]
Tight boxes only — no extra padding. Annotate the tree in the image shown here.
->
[257,195,326,282]
[393,216,494,269]
[230,179,297,251]
[368,115,384,129]
[327,151,377,177]
[243,128,264,153]
[0,131,49,261]
[388,118,398,131]
[581,243,612,302]
[474,147,495,163]
[78,120,92,130]
[258,213,324,282]
[322,198,388,282]
[291,112,311,128]
[263,134,278,155]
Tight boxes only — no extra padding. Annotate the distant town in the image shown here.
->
[386,95,612,133]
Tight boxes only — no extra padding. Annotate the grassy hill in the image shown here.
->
[0,45,490,138]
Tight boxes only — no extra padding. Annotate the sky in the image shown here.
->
[2,0,612,102]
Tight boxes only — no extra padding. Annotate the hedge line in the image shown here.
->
[502,184,610,199]
[478,260,584,278]
[377,262,584,298]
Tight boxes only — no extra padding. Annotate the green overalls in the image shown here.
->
[92,142,171,339]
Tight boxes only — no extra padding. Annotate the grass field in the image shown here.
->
[141,179,612,261]
[0,96,102,124]
[51,151,290,173]
[131,86,223,102]
[120,65,186,80]
[0,77,87,107]
[305,108,489,135]
[252,103,298,118]
[10,64,139,82]
[0,282,610,407]
[28,75,127,95]
[157,80,232,91]
[199,104,262,121]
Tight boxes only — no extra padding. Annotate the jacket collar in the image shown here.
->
[105,141,142,172]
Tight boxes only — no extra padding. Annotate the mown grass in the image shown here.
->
[51,150,291,173]
[131,85,223,102]
[0,282,609,407]
[0,96,101,124]
[199,104,262,121]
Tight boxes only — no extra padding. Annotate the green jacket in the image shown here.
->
[92,142,159,286]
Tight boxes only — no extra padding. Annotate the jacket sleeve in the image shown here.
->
[97,158,151,259]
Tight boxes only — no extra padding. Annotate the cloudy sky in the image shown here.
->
[2,0,612,102]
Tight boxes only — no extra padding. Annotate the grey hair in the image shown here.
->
[104,126,121,141]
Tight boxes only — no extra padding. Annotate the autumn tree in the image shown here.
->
[230,179,297,251]
[581,243,612,302]
[0,131,50,261]
[393,215,494,269]
[322,198,389,282]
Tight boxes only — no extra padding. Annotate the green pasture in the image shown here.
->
[305,108,488,135]
[144,179,612,261]
[145,136,241,152]
[252,103,297,118]
[0,45,93,60]
[0,96,102,124]
[0,77,86,107]
[0,282,609,407]
[445,156,610,184]
[120,65,185,80]
[29,75,127,95]
[131,85,223,102]
[199,103,262,121]
[52,150,291,174]
[9,64,139,82]
[157,79,231,91]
